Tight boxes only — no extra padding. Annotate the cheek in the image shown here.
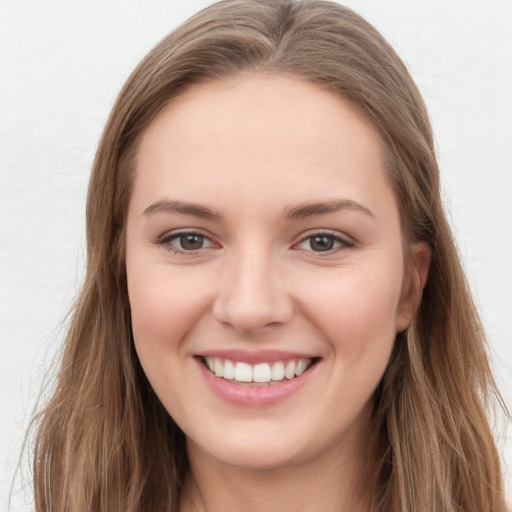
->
[126,262,215,419]
[127,262,210,357]
[299,263,403,358]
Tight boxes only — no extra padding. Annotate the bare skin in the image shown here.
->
[125,74,430,512]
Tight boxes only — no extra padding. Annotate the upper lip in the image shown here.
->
[197,349,319,365]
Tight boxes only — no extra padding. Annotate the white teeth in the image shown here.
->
[253,363,272,383]
[271,361,285,381]
[295,359,308,376]
[234,362,253,382]
[284,360,296,380]
[214,358,223,377]
[204,357,313,383]
[223,359,235,380]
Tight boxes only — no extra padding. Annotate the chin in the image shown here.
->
[187,421,317,472]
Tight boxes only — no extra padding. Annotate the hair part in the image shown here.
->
[32,1,508,510]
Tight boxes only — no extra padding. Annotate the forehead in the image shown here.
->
[139,73,382,160]
[131,74,394,219]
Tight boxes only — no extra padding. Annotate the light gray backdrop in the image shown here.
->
[1,1,511,509]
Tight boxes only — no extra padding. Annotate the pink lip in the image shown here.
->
[196,357,318,407]
[197,349,318,365]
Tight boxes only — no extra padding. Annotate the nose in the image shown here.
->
[212,248,294,334]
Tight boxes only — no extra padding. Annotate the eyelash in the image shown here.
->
[154,230,354,255]
[154,229,216,254]
[293,231,354,255]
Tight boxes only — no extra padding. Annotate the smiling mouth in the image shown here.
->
[200,356,319,386]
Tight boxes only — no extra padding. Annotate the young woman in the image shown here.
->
[32,1,508,510]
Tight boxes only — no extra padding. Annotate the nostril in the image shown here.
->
[212,295,293,334]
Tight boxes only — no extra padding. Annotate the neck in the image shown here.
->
[180,429,370,512]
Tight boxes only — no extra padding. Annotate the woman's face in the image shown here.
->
[126,74,423,471]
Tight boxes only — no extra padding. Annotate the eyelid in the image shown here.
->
[292,229,355,253]
[152,228,354,255]
[154,228,219,253]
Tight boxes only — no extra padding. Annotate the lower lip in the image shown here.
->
[197,359,315,407]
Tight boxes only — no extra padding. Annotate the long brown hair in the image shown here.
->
[32,1,508,510]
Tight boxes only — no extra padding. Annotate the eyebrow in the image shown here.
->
[143,199,221,219]
[143,197,373,221]
[284,199,374,220]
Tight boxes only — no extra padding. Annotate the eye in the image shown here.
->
[156,231,216,253]
[295,232,353,253]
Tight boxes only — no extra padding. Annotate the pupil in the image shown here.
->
[180,234,203,250]
[310,236,333,252]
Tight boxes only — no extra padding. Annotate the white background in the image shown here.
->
[1,1,511,509]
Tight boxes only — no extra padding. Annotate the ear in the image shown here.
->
[395,241,431,333]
